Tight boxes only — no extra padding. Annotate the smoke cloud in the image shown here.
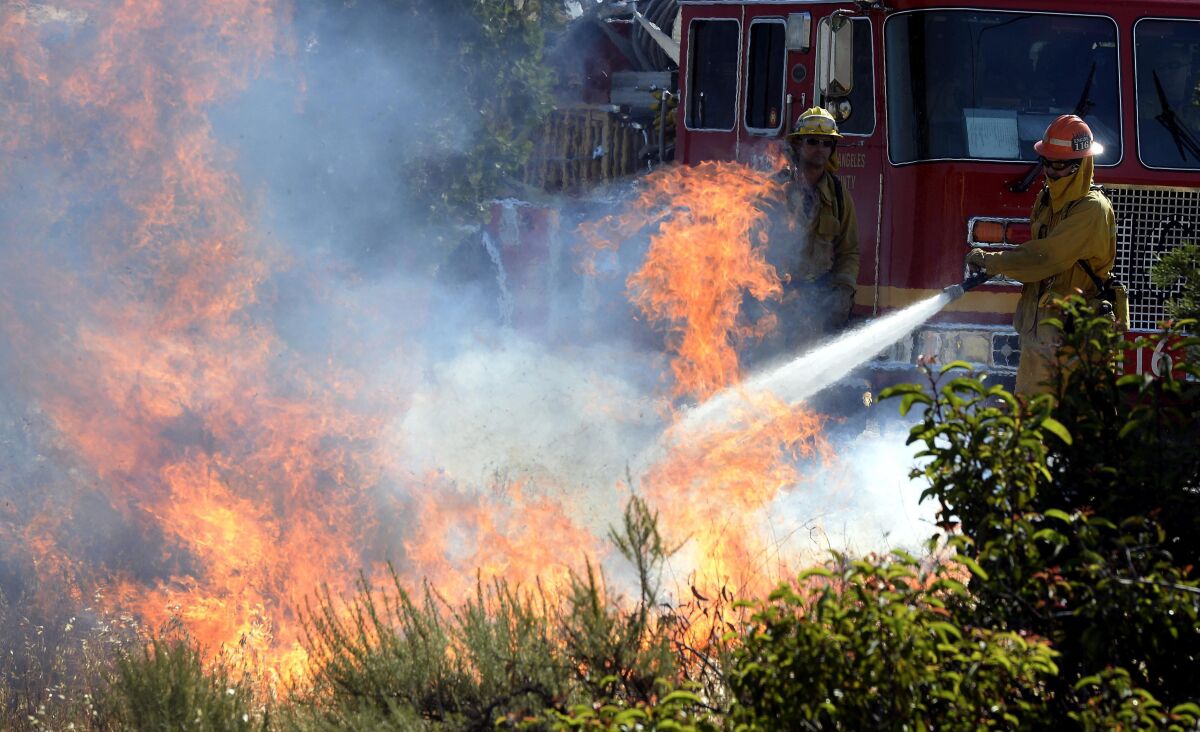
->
[0,0,936,675]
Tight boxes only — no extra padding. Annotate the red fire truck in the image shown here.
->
[666,0,1199,379]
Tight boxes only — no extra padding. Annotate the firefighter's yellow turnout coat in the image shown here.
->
[977,157,1117,395]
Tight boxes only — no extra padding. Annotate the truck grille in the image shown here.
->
[1105,184,1197,331]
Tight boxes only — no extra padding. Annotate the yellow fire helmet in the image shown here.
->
[787,106,842,138]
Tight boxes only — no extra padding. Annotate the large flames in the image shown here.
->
[582,157,836,623]
[1,0,375,685]
[581,161,785,400]
[0,0,841,689]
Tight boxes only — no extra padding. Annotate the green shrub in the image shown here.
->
[539,679,720,731]
[1071,667,1200,731]
[727,553,1058,731]
[1150,241,1200,323]
[96,639,255,731]
[556,497,680,707]
[394,0,559,224]
[883,297,1200,724]
[299,570,566,729]
[295,497,711,730]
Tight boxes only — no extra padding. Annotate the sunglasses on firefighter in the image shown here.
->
[802,137,836,148]
[1039,156,1080,172]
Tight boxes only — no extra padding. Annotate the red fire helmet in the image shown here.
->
[1034,114,1104,160]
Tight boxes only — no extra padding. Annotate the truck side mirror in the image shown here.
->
[818,12,854,98]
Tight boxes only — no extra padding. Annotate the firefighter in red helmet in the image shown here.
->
[966,114,1118,396]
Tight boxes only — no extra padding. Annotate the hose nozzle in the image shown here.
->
[944,271,995,301]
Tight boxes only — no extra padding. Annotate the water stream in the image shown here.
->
[678,291,954,437]
[481,230,515,328]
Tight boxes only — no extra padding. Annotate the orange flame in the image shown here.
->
[581,159,786,400]
[648,391,832,646]
[399,477,602,605]
[2,0,855,693]
[0,0,615,689]
[582,157,837,646]
[0,0,384,687]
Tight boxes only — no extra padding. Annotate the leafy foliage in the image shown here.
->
[391,0,560,223]
[883,296,1200,726]
[1151,241,1200,323]
[541,680,720,732]
[1071,668,1200,731]
[556,498,680,707]
[727,554,1058,731]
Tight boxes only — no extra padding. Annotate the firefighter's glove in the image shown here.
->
[965,248,988,275]
[830,283,855,330]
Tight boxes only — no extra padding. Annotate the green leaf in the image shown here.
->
[939,579,969,596]
[1031,528,1066,545]
[945,376,986,394]
[939,360,974,374]
[1040,417,1072,444]
[613,708,649,724]
[798,567,836,581]
[928,621,964,640]
[660,690,703,706]
[879,383,926,400]
[899,392,932,416]
[1117,419,1141,439]
[953,555,990,580]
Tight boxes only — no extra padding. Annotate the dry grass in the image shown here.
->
[0,583,138,730]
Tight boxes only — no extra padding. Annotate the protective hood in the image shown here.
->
[1045,156,1094,214]
[825,151,839,173]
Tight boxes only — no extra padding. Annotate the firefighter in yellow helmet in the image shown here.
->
[966,114,1117,396]
[760,107,860,355]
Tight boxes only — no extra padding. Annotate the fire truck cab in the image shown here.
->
[675,0,1200,378]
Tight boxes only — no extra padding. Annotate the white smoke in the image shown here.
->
[767,418,938,557]
[0,0,943,622]
[393,334,666,532]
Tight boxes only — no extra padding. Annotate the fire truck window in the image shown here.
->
[1135,19,1200,170]
[886,11,1120,165]
[687,20,739,130]
[815,17,875,135]
[745,21,786,131]
[842,19,875,135]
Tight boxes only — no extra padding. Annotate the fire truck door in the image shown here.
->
[814,13,883,317]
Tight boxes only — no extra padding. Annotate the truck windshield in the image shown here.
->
[886,10,1120,165]
[1135,19,1200,169]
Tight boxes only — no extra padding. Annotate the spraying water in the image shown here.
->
[679,291,954,436]
[481,230,515,327]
